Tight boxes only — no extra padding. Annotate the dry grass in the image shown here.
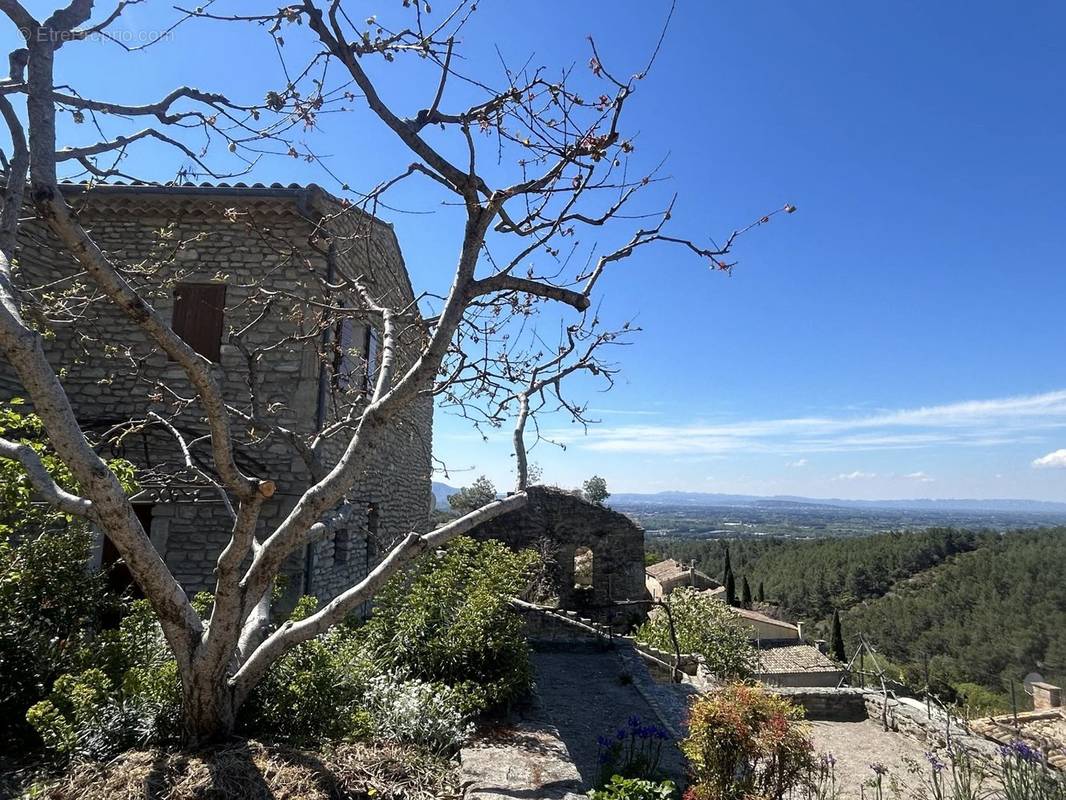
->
[5,740,460,800]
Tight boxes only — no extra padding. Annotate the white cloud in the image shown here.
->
[787,458,808,468]
[1033,449,1066,469]
[835,471,877,480]
[547,389,1066,456]
[903,471,935,482]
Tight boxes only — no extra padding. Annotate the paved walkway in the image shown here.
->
[462,646,689,798]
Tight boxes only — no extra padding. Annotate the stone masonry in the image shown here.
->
[469,485,649,625]
[1,182,433,608]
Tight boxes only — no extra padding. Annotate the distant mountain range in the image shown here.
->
[433,481,1066,514]
[432,481,460,507]
[607,491,1066,514]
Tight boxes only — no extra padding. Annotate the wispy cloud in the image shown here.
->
[903,471,935,482]
[835,471,877,480]
[787,458,808,468]
[547,389,1066,456]
[1033,449,1066,469]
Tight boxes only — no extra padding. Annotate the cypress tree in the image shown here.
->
[725,568,736,606]
[722,546,732,583]
[830,609,846,662]
[757,581,766,603]
[741,576,752,607]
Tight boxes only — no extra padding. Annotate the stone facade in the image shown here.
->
[468,486,648,624]
[2,182,432,607]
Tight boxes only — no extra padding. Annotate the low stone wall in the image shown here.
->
[772,687,1002,762]
[772,687,869,722]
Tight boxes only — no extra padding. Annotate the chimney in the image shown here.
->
[815,639,828,655]
[1032,682,1062,711]
[796,621,804,642]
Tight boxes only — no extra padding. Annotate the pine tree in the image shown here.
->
[830,609,846,662]
[741,576,753,607]
[725,569,737,606]
[757,581,766,603]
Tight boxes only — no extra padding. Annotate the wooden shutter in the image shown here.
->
[172,283,226,362]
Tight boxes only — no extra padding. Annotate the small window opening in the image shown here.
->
[574,546,593,589]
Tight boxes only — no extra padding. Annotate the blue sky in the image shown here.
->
[12,1,1066,500]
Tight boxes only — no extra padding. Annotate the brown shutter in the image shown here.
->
[172,283,226,362]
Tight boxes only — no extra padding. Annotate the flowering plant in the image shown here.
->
[681,683,814,800]
[999,740,1066,800]
[596,715,672,787]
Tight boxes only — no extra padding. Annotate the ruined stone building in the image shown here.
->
[1,182,433,605]
[469,485,649,625]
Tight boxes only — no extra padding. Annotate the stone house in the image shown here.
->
[645,557,721,599]
[756,643,844,688]
[731,605,803,644]
[2,181,433,606]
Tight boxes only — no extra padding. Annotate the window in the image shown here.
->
[335,319,355,391]
[363,326,380,394]
[172,283,226,362]
[334,529,350,564]
[574,546,593,589]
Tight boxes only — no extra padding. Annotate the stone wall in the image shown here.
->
[469,486,648,624]
[2,183,431,607]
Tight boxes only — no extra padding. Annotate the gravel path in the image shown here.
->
[809,719,929,798]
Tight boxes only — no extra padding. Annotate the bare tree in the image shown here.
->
[0,0,790,742]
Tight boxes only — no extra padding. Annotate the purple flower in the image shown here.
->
[628,715,641,729]
[925,752,945,773]
[822,753,836,768]
[597,735,610,749]
[869,762,888,777]
[1005,740,1041,764]
[616,728,626,741]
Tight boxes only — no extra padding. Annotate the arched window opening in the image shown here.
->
[574,546,593,589]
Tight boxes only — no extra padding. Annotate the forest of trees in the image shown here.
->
[652,527,1066,708]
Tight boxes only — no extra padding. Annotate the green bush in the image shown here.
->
[636,588,758,680]
[27,599,181,759]
[588,775,679,800]
[0,401,133,744]
[360,535,538,713]
[240,596,378,743]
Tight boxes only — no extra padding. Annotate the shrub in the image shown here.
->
[360,671,473,754]
[589,775,679,800]
[240,596,377,743]
[27,600,181,759]
[681,683,814,800]
[0,401,133,744]
[636,588,758,679]
[360,536,538,713]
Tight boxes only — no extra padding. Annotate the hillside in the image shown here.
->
[844,529,1066,701]
[653,527,1066,706]
[651,528,987,619]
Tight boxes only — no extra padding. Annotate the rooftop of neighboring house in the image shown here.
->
[734,606,800,633]
[757,643,842,675]
[645,558,719,587]
[969,683,1066,770]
